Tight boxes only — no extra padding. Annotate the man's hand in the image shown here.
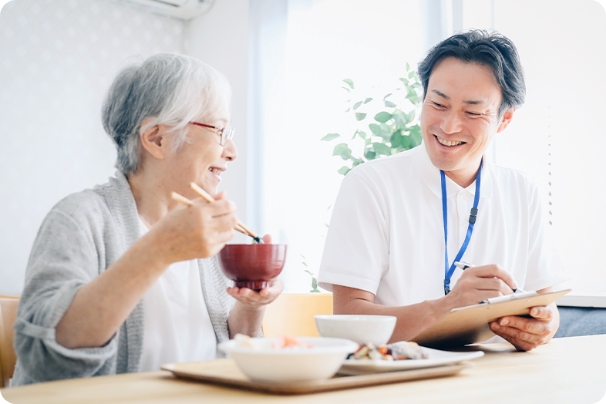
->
[444,264,518,309]
[490,302,559,351]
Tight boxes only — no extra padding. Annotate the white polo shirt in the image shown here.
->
[318,143,567,306]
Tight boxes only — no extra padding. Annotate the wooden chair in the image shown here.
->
[262,293,333,337]
[0,295,20,388]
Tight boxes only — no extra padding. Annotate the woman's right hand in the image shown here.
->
[150,191,238,264]
[55,193,237,349]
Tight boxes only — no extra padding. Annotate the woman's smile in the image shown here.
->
[208,166,225,184]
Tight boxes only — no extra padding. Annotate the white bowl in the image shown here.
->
[218,336,357,383]
[314,315,397,345]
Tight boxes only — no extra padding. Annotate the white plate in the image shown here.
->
[338,347,484,375]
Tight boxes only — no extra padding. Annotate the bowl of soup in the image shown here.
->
[218,243,287,290]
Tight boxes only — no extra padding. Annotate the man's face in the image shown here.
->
[420,57,514,186]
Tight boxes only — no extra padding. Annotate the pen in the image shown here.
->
[453,261,525,293]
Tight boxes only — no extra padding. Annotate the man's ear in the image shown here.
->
[496,108,515,133]
[140,118,167,160]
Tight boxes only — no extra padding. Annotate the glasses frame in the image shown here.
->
[188,121,234,146]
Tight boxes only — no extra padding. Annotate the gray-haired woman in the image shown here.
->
[11,53,283,385]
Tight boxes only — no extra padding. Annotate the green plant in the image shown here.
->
[303,65,423,293]
[301,254,320,293]
[321,63,423,175]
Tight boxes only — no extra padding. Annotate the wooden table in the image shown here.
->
[2,335,606,404]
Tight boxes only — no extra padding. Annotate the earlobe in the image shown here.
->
[497,108,515,133]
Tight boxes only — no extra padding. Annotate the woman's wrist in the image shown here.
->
[127,229,174,273]
[228,301,266,338]
[233,300,267,315]
[151,219,188,263]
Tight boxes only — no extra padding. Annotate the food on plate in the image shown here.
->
[272,335,314,349]
[233,334,314,349]
[348,341,428,361]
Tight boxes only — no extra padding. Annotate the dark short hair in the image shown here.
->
[418,29,525,116]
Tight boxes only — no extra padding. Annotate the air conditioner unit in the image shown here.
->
[123,0,214,20]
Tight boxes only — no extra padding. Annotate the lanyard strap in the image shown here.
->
[441,161,483,295]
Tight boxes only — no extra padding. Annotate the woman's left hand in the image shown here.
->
[227,278,284,309]
[226,233,283,309]
[225,233,284,338]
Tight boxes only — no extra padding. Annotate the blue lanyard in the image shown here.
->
[441,161,483,295]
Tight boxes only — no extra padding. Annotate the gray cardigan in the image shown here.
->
[11,173,234,386]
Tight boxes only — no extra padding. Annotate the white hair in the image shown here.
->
[102,53,231,174]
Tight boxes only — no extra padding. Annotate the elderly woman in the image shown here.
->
[11,54,283,385]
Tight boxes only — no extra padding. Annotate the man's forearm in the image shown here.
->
[333,289,451,343]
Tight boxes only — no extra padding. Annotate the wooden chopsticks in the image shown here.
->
[170,183,262,243]
[170,192,195,207]
[188,183,261,242]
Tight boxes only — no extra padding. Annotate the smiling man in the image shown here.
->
[318,30,567,351]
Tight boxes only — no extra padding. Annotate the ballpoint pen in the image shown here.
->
[453,261,525,293]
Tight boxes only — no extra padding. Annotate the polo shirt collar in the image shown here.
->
[412,142,493,199]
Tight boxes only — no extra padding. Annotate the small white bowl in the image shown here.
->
[218,337,358,383]
[315,315,397,346]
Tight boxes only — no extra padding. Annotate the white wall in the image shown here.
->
[492,0,606,295]
[0,0,187,295]
[0,0,251,295]
[451,0,606,295]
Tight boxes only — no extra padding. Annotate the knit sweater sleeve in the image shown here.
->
[13,195,118,385]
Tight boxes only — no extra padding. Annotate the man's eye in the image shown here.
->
[467,112,481,116]
[432,101,444,108]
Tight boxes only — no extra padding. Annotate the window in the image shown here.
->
[251,0,424,292]
[252,0,606,296]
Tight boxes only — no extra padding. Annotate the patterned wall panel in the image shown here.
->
[0,0,185,294]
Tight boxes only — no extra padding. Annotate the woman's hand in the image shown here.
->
[227,278,284,338]
[226,234,282,307]
[226,233,284,337]
[227,278,284,308]
[150,191,238,265]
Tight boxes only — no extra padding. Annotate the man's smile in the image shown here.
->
[435,135,465,147]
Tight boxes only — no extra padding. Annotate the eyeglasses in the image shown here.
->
[188,122,235,146]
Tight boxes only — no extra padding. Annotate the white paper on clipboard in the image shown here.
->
[476,290,538,305]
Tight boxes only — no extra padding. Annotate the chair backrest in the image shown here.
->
[262,293,333,337]
[0,295,19,388]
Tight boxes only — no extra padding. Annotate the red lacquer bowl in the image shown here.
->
[218,244,287,290]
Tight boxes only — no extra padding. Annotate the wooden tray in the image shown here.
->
[161,358,471,395]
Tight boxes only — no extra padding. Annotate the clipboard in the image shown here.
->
[412,289,571,348]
